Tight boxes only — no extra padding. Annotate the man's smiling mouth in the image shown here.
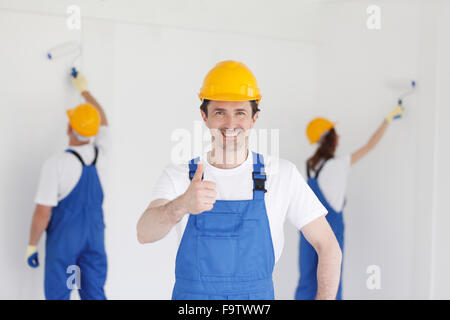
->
[221,129,241,138]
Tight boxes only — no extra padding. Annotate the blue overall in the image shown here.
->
[295,160,344,300]
[44,147,107,300]
[172,152,275,300]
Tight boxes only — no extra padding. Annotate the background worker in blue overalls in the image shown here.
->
[26,72,111,300]
[137,60,343,300]
[295,104,404,300]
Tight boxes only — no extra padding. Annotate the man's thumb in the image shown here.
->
[192,162,203,181]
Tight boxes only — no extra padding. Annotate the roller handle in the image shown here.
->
[71,67,78,78]
[393,99,403,120]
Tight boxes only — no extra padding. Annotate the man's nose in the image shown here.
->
[223,114,235,128]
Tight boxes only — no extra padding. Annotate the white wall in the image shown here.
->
[431,0,450,299]
[1,0,448,300]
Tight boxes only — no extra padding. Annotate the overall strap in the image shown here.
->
[66,149,85,166]
[188,154,267,199]
[188,157,202,180]
[306,163,311,179]
[314,159,328,179]
[92,146,99,166]
[252,152,267,200]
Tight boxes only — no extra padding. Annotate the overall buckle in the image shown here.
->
[252,172,267,193]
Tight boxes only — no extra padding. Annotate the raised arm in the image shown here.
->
[350,105,403,165]
[82,91,108,126]
[71,72,108,126]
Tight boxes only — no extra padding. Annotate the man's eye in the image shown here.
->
[215,111,224,115]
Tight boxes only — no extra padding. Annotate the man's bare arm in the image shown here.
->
[28,204,52,245]
[82,91,108,126]
[137,163,217,244]
[137,197,188,244]
[301,215,342,300]
[71,72,108,126]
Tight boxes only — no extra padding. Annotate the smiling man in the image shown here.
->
[137,60,342,300]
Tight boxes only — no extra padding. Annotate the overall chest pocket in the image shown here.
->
[195,212,241,277]
[195,212,241,236]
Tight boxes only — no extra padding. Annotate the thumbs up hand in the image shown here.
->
[181,163,217,214]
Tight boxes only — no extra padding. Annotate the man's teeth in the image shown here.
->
[222,130,239,137]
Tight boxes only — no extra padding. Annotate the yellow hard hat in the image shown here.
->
[66,103,100,137]
[306,117,337,144]
[199,60,261,103]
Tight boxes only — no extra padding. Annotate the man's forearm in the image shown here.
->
[28,206,52,245]
[29,224,45,246]
[137,195,188,244]
[81,91,108,126]
[316,244,342,300]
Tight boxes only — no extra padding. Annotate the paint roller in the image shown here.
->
[385,80,416,120]
[394,81,416,120]
[397,80,416,104]
[46,41,81,78]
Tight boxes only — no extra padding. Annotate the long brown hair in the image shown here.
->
[307,128,337,174]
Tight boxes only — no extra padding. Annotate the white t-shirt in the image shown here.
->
[34,126,111,206]
[310,155,351,213]
[150,151,327,263]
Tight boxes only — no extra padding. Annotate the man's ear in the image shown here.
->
[200,109,209,127]
[67,124,72,135]
[251,111,259,127]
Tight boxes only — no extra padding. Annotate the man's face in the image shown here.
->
[201,100,258,152]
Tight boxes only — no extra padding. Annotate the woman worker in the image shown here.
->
[295,104,404,300]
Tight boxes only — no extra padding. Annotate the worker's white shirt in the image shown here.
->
[150,152,327,263]
[311,155,351,213]
[34,126,111,206]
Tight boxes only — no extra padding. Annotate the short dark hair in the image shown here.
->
[200,99,260,117]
